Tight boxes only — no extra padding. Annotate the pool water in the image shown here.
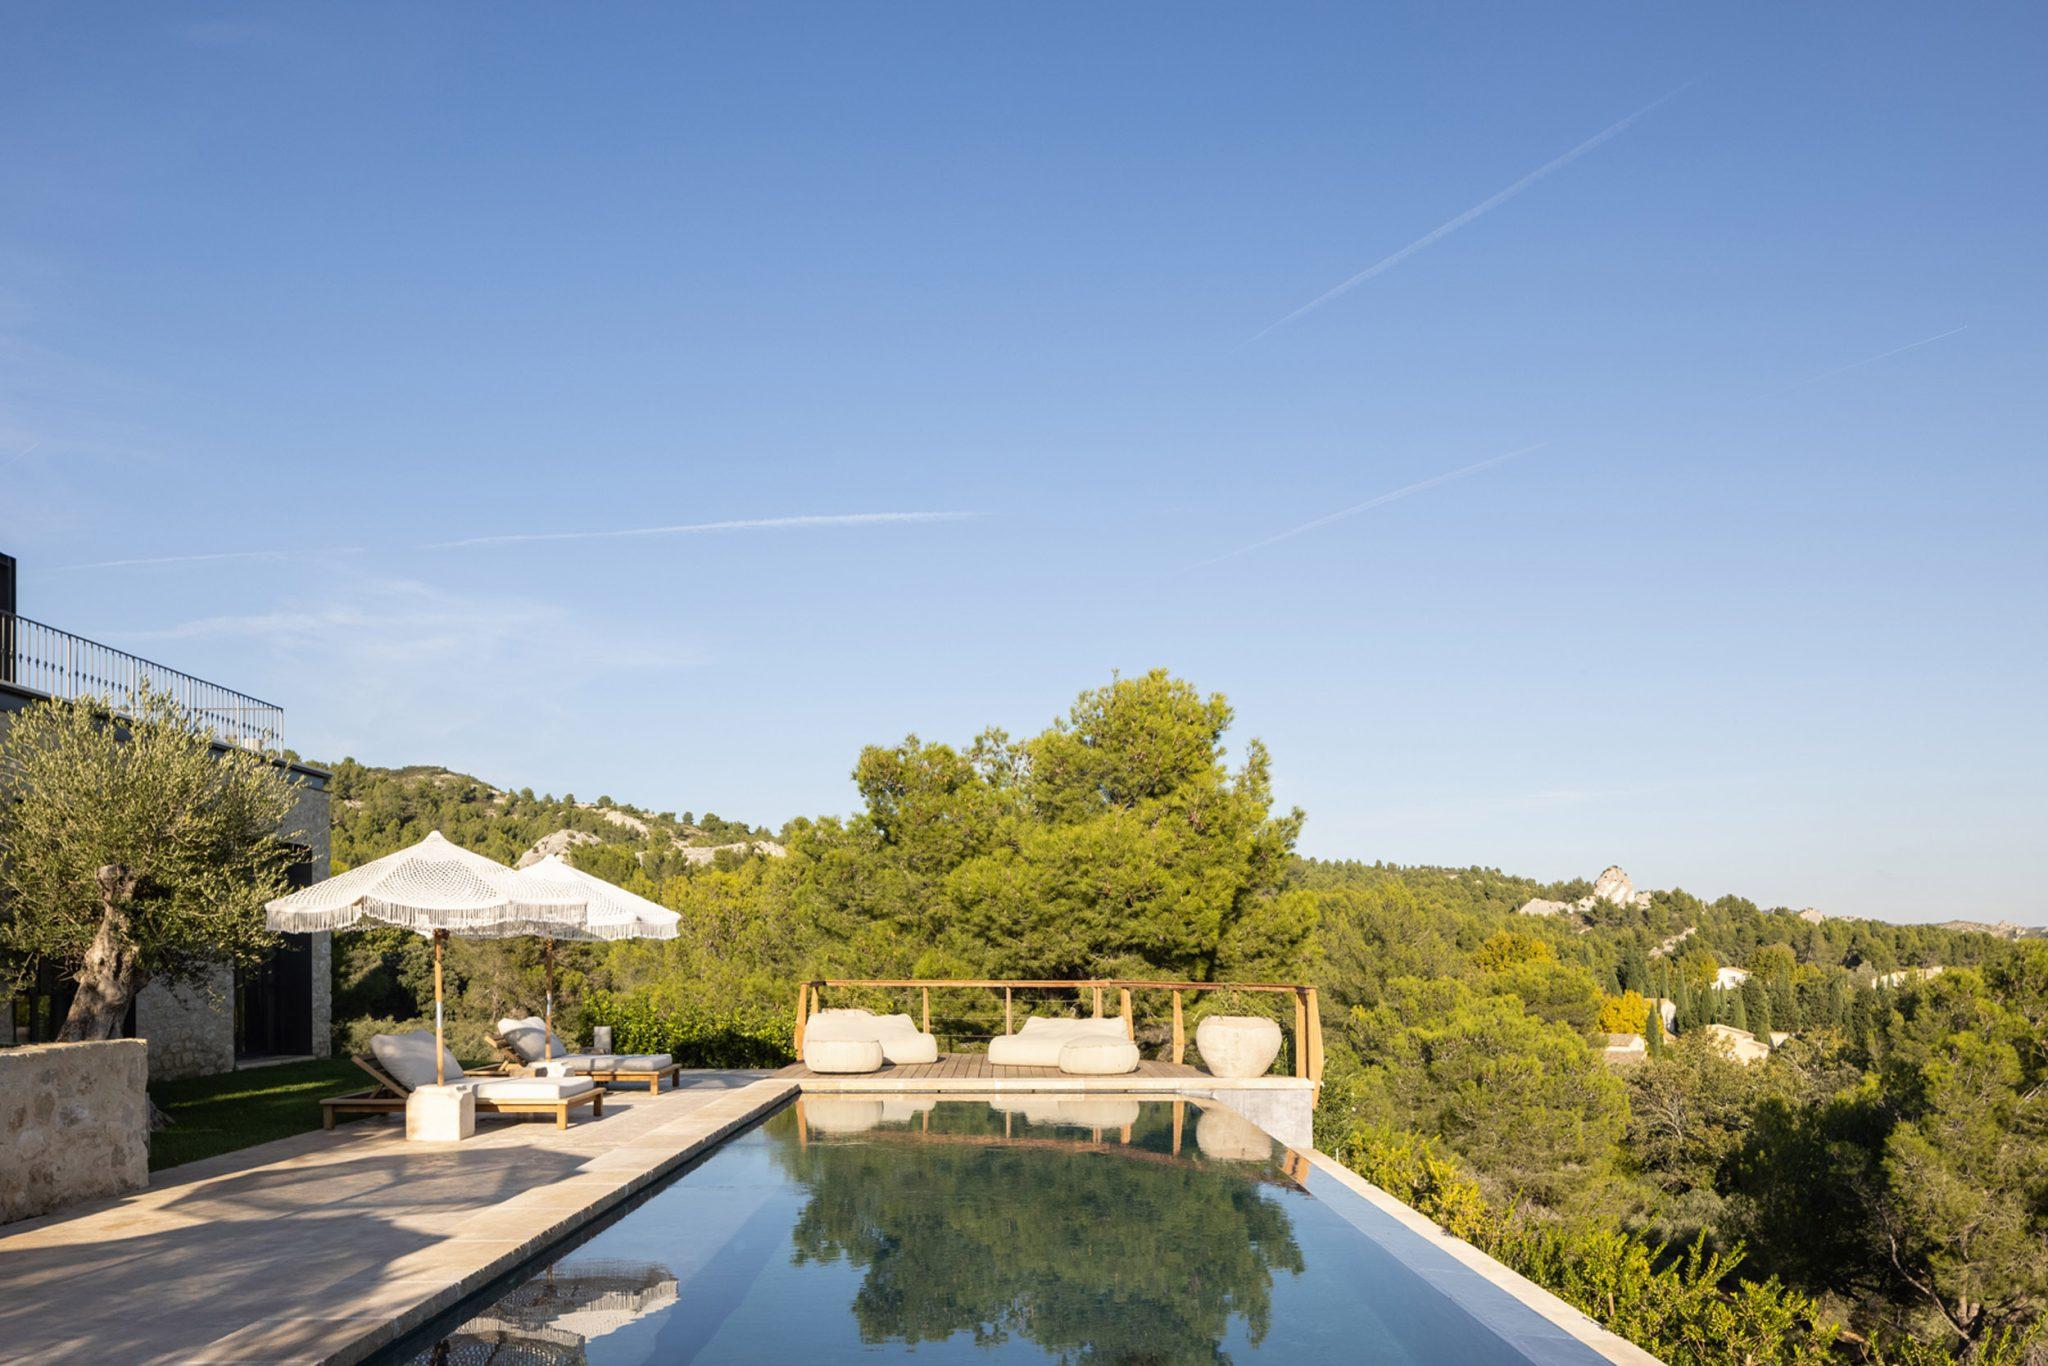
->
[379,1096,1608,1364]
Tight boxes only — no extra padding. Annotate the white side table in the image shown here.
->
[406,1084,475,1143]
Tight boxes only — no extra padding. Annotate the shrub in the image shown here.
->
[1332,1120,1840,1365]
[584,991,794,1068]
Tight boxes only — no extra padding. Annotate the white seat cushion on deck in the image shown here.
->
[987,1017,1128,1068]
[802,1038,885,1074]
[468,1076,595,1102]
[371,1031,466,1091]
[1059,1038,1140,1075]
[804,1009,938,1063]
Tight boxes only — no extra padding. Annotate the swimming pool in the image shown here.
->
[377,1096,1614,1364]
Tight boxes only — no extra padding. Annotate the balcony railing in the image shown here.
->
[0,611,283,750]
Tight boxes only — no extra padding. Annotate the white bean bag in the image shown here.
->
[802,1009,939,1064]
[803,1038,885,1074]
[1059,1037,1140,1076]
[987,1016,1128,1067]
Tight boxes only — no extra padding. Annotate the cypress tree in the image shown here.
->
[1743,978,1772,1036]
[1644,1001,1665,1056]
[1728,988,1749,1031]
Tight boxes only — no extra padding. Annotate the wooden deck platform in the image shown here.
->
[779,1052,1315,1095]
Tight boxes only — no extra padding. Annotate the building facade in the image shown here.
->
[0,552,333,1079]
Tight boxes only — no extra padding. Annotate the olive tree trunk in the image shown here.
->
[54,865,148,1042]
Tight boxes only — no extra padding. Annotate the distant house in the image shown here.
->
[0,552,332,1079]
[1699,1023,1771,1065]
[1599,1033,1649,1066]
[1875,965,1944,990]
[1713,966,1750,990]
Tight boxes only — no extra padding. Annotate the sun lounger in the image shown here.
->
[491,1016,682,1094]
[322,1031,604,1131]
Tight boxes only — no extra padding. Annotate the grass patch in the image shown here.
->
[148,1057,368,1171]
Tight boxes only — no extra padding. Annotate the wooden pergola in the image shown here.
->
[794,977,1324,1084]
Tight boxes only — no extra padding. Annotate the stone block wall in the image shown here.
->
[134,965,236,1082]
[0,1039,150,1225]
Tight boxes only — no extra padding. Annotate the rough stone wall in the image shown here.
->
[134,965,235,1081]
[309,931,333,1058]
[0,1039,150,1225]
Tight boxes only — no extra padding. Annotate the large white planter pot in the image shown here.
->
[1195,1015,1284,1078]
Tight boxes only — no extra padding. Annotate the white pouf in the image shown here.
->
[1058,1037,1140,1075]
[803,1038,885,1074]
[405,1084,475,1143]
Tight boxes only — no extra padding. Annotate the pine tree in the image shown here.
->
[1743,977,1772,1036]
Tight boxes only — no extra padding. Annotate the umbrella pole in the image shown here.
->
[433,929,447,1087]
[544,937,555,1061]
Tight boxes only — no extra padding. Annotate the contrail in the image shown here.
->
[1190,441,1551,568]
[55,547,349,572]
[428,510,979,551]
[1248,84,1692,343]
[1769,325,1968,395]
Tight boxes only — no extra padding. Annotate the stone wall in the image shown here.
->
[309,931,333,1058]
[134,965,236,1082]
[0,1039,150,1225]
[285,764,334,1059]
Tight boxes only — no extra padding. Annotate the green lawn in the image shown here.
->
[148,1057,369,1171]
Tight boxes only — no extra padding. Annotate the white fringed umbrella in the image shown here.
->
[511,854,679,1058]
[265,830,588,1084]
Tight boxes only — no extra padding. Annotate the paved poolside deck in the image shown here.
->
[0,1070,794,1365]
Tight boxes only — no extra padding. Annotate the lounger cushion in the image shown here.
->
[468,1076,596,1102]
[372,1031,466,1091]
[553,1053,673,1073]
[497,1016,572,1062]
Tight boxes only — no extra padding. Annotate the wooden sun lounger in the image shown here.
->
[485,1032,683,1095]
[321,1055,605,1131]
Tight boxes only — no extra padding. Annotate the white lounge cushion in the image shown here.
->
[372,1031,466,1091]
[877,1030,938,1065]
[1059,1038,1140,1075]
[803,1038,885,1074]
[988,1017,1128,1067]
[803,1010,938,1062]
[469,1076,596,1102]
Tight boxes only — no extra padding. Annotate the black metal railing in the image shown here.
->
[0,611,283,750]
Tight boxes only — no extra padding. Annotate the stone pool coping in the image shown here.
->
[1296,1147,1663,1365]
[0,1071,796,1365]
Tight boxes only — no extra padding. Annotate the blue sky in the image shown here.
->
[3,4,2042,922]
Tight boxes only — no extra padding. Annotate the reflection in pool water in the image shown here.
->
[383,1097,1596,1364]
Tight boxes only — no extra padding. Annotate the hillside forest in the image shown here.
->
[317,671,2046,1366]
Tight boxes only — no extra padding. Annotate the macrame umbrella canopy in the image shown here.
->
[511,854,678,1058]
[264,830,587,936]
[263,830,589,1086]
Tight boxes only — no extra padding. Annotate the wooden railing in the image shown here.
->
[795,978,1323,1084]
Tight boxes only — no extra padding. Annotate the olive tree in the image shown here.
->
[0,689,302,1040]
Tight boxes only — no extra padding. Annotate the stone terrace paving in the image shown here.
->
[0,1071,793,1365]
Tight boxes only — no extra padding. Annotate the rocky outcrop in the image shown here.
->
[1649,925,1696,959]
[517,829,602,868]
[1797,907,1827,924]
[1936,919,2045,940]
[1519,865,1654,918]
[675,839,787,866]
